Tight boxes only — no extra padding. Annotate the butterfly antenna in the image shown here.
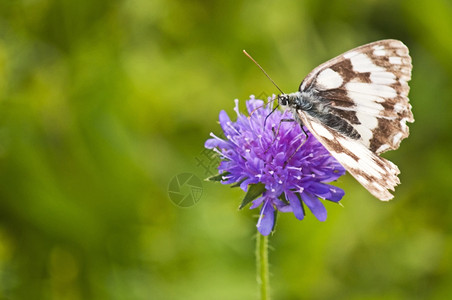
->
[263,105,279,127]
[248,100,279,120]
[243,50,284,94]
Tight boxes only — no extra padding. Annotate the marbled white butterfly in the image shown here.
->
[247,40,413,200]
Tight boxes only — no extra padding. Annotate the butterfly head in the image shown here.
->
[278,94,290,107]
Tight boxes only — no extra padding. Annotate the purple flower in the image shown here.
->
[205,96,346,235]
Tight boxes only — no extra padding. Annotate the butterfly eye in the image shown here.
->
[278,95,288,106]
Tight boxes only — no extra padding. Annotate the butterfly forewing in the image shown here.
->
[290,39,413,200]
[301,40,413,154]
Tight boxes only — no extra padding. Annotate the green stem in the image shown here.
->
[256,232,270,300]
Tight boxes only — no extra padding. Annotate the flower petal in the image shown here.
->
[301,191,327,221]
[285,191,304,220]
[274,152,286,166]
[204,138,217,149]
[204,136,229,149]
[219,110,231,127]
[323,166,346,182]
[256,199,275,236]
[250,196,265,209]
[240,178,257,191]
[307,181,330,196]
[327,186,345,202]
[219,110,238,137]
[308,182,345,202]
[273,198,291,212]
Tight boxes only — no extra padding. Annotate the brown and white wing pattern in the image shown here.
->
[301,39,413,154]
[297,111,401,201]
[285,40,413,200]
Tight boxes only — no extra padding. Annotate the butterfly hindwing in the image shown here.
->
[297,111,400,200]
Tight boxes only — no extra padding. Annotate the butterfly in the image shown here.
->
[265,40,413,200]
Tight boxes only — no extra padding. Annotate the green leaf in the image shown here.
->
[239,183,266,209]
[205,172,230,182]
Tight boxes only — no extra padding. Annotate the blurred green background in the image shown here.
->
[0,0,451,299]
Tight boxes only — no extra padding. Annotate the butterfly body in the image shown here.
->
[277,39,414,201]
[279,92,362,140]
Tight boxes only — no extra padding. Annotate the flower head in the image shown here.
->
[205,96,346,235]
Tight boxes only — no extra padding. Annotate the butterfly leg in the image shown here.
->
[265,118,296,154]
[272,118,295,136]
[266,119,310,168]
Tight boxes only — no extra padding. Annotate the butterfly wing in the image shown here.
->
[300,39,413,154]
[297,111,400,200]
[293,39,413,200]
